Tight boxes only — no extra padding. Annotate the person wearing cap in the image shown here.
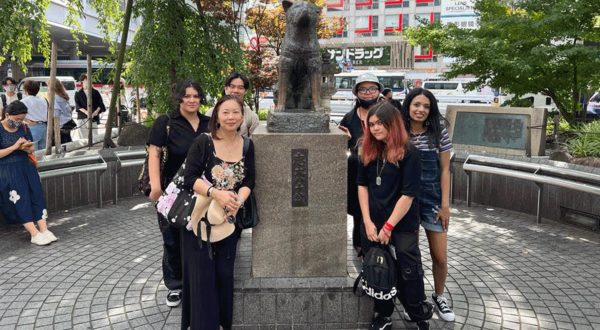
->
[182,95,256,330]
[338,72,384,259]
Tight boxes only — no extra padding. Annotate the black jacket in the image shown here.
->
[75,88,106,122]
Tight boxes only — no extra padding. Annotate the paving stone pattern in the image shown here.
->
[1,197,599,329]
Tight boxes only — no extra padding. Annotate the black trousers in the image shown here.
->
[181,228,240,330]
[361,223,433,321]
[157,213,183,291]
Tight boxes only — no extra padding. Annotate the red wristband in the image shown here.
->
[383,231,391,239]
[384,222,394,231]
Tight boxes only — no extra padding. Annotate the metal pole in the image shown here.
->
[87,55,93,149]
[135,87,141,123]
[536,183,543,224]
[44,42,57,155]
[466,171,472,207]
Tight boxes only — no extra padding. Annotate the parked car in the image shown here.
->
[17,76,77,110]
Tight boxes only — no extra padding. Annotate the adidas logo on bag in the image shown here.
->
[353,246,398,301]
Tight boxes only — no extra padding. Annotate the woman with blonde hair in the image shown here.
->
[47,78,74,144]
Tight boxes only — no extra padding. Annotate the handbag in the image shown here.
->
[236,192,259,229]
[60,119,77,133]
[235,137,259,229]
[138,115,171,196]
[155,161,197,228]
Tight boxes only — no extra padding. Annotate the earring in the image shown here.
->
[425,120,430,126]
[216,122,221,129]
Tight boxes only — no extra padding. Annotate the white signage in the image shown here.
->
[441,0,478,29]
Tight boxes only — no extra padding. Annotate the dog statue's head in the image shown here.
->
[282,0,321,28]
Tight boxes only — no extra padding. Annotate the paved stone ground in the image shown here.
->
[1,197,599,330]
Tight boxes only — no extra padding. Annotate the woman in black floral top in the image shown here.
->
[182,95,255,330]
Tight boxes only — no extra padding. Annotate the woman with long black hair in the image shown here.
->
[401,87,455,322]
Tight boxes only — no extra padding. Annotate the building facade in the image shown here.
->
[321,0,459,73]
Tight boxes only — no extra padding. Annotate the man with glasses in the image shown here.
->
[206,72,260,138]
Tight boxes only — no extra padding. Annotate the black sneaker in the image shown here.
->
[417,320,430,330]
[370,314,392,330]
[166,289,182,307]
[432,294,455,322]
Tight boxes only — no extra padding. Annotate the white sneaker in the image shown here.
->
[31,233,51,246]
[41,230,58,242]
[432,294,455,322]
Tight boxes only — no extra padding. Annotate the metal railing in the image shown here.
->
[114,149,146,205]
[463,155,600,223]
[38,154,108,208]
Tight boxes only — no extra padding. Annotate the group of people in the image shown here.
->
[2,68,455,329]
[340,73,454,330]
[1,77,74,149]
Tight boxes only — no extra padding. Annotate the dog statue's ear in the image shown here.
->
[282,0,293,12]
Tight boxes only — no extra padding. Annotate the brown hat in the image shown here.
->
[190,194,235,242]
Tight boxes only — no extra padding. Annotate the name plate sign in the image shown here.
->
[453,112,529,150]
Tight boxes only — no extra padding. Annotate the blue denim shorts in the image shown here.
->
[419,182,444,232]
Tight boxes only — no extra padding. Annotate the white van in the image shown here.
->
[17,76,77,110]
[422,81,476,96]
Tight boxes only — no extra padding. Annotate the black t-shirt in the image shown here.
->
[357,146,421,232]
[146,109,210,184]
[340,107,366,215]
[183,133,255,192]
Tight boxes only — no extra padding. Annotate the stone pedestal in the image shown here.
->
[252,123,347,277]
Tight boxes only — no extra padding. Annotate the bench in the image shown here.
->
[462,155,600,223]
[38,154,108,208]
[114,149,146,205]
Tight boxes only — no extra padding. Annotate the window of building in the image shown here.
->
[384,0,402,8]
[415,0,439,7]
[355,15,378,37]
[333,17,348,38]
[356,0,379,10]
[384,15,402,36]
[326,0,344,11]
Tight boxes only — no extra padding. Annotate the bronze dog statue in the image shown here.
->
[276,0,322,112]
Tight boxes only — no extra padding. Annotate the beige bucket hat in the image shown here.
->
[190,194,236,243]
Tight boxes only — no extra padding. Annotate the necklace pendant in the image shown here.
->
[376,176,381,186]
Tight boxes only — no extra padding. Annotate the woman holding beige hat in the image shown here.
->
[181,95,255,330]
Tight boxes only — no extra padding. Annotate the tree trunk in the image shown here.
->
[103,0,133,149]
[44,42,57,155]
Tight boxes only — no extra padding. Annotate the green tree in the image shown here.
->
[0,0,122,71]
[405,0,600,123]
[127,0,246,115]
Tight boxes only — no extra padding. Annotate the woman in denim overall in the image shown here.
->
[401,88,456,322]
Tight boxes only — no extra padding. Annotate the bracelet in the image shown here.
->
[207,187,213,198]
[383,231,391,240]
[384,222,394,231]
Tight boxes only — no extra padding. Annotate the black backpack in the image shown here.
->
[354,245,397,301]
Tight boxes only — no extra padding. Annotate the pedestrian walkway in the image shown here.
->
[0,197,599,330]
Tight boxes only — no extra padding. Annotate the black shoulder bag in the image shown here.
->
[236,137,259,229]
[138,115,171,196]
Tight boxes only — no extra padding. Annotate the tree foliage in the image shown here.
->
[405,0,600,123]
[127,0,246,114]
[0,0,123,71]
